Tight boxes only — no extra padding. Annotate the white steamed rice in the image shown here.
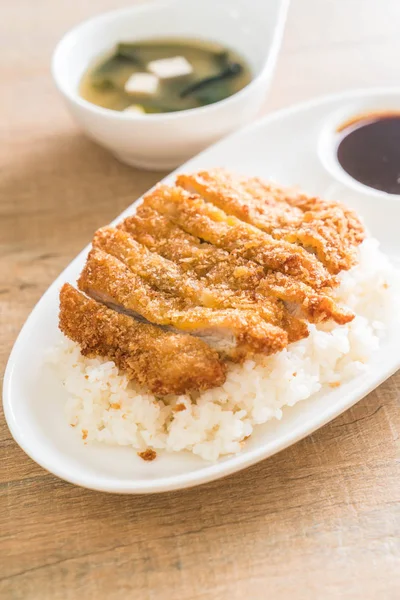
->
[48,238,400,461]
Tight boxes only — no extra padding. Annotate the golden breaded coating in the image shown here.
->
[120,209,309,342]
[143,184,334,289]
[78,249,289,360]
[257,273,354,325]
[121,206,353,327]
[93,226,202,304]
[95,225,270,315]
[242,176,365,246]
[177,169,365,273]
[59,284,226,395]
[121,206,245,280]
[242,176,365,270]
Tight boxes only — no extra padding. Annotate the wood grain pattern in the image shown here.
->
[1,1,400,598]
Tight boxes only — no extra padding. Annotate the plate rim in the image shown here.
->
[4,86,400,494]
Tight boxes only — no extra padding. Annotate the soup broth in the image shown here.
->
[80,37,252,114]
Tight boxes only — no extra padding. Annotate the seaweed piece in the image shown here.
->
[192,81,232,106]
[92,54,132,76]
[116,43,144,65]
[91,54,133,88]
[179,62,242,99]
[213,50,230,69]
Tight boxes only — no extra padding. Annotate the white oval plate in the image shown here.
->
[4,88,400,494]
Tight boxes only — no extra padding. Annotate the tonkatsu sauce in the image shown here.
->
[336,111,400,194]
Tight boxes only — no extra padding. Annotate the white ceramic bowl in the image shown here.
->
[51,0,289,170]
[318,97,400,200]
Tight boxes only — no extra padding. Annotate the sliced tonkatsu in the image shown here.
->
[241,174,365,249]
[143,184,334,289]
[59,284,226,395]
[77,249,288,360]
[121,202,354,325]
[120,205,244,281]
[93,226,203,304]
[177,169,365,273]
[59,169,364,396]
[95,224,309,343]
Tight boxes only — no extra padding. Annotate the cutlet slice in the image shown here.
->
[120,209,309,342]
[177,169,301,227]
[177,169,365,274]
[258,273,354,325]
[143,185,334,289]
[240,175,365,264]
[78,249,288,360]
[120,206,239,279]
[92,226,203,304]
[59,284,226,396]
[96,224,283,323]
[240,175,365,271]
[121,206,353,327]
[243,176,365,246]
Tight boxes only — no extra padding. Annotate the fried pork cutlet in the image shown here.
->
[143,184,334,289]
[177,169,365,273]
[134,189,354,324]
[121,206,353,326]
[59,284,226,396]
[96,224,309,343]
[59,169,360,396]
[78,249,288,360]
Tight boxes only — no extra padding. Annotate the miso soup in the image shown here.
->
[79,37,252,114]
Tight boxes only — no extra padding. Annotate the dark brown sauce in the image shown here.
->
[336,111,400,194]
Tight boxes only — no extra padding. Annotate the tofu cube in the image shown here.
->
[147,56,193,79]
[123,104,145,115]
[124,73,158,96]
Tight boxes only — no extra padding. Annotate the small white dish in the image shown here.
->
[319,98,400,201]
[4,87,400,494]
[51,0,289,170]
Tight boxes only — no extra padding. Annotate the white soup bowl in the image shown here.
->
[52,0,289,170]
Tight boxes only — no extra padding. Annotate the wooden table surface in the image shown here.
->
[1,1,400,598]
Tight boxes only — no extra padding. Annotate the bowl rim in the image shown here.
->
[51,0,290,122]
